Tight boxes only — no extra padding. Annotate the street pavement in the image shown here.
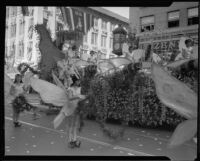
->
[4,104,197,160]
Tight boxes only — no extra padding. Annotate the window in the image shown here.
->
[10,22,16,38]
[10,43,15,57]
[83,35,88,43]
[110,24,116,32]
[110,24,116,34]
[110,37,113,49]
[94,18,98,28]
[19,19,25,35]
[110,23,112,32]
[17,7,22,15]
[102,20,107,31]
[168,11,180,28]
[29,7,34,16]
[140,16,154,32]
[18,41,24,58]
[11,7,17,17]
[91,32,98,45]
[101,35,107,47]
[188,7,199,26]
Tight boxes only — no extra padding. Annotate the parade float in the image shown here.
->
[77,25,198,146]
[5,21,197,147]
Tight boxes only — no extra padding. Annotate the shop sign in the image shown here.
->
[153,40,179,51]
[139,40,179,52]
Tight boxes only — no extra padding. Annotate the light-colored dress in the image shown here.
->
[14,84,24,96]
[53,87,85,129]
[183,47,193,59]
[62,87,83,116]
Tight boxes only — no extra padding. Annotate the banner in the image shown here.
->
[85,13,94,33]
[71,8,85,33]
[21,6,29,16]
[60,7,94,34]
[60,7,73,30]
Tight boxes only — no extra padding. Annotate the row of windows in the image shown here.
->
[56,17,116,33]
[7,7,34,18]
[88,33,113,48]
[6,41,25,57]
[55,7,117,32]
[94,18,116,32]
[8,20,26,38]
[8,7,24,17]
[140,7,198,32]
[56,21,114,48]
[6,41,34,59]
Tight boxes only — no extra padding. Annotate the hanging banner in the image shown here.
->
[60,7,94,34]
[60,7,73,30]
[71,8,85,33]
[21,6,29,16]
[85,13,94,33]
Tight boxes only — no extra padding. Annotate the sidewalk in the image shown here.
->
[5,105,196,160]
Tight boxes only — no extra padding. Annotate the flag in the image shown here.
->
[60,7,73,30]
[85,13,94,33]
[21,6,29,16]
[60,7,94,34]
[71,8,85,33]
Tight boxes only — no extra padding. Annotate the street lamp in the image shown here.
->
[112,24,127,56]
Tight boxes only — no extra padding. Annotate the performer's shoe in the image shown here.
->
[32,113,41,120]
[68,141,76,148]
[14,122,22,127]
[74,140,81,148]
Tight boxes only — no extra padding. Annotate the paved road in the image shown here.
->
[4,104,197,160]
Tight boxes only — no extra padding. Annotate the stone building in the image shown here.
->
[129,2,198,55]
[5,7,129,68]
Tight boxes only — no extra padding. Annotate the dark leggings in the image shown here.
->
[12,106,20,123]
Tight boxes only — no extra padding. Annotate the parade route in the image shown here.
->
[4,105,196,160]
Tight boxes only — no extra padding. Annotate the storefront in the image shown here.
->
[138,29,198,55]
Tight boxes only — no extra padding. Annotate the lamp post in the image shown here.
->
[112,24,127,56]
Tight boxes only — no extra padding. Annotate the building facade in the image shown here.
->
[129,2,199,55]
[54,7,129,59]
[5,6,129,68]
